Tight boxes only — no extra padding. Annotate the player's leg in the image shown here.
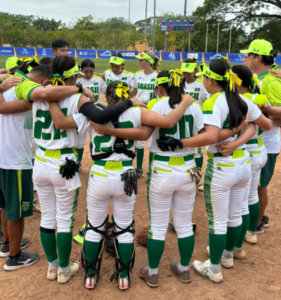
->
[195,147,204,192]
[258,153,278,229]
[135,141,145,178]
[83,166,111,289]
[139,160,174,287]
[171,163,196,283]
[0,209,3,244]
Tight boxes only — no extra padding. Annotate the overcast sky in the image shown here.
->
[1,0,204,24]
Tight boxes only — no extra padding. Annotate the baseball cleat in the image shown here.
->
[245,231,257,244]
[206,246,233,268]
[0,238,30,258]
[119,277,129,290]
[47,267,58,280]
[170,260,191,283]
[192,259,223,283]
[4,251,39,271]
[85,276,96,289]
[0,231,3,244]
[233,248,246,259]
[57,261,79,284]
[257,222,264,234]
[262,215,269,228]
[139,265,159,288]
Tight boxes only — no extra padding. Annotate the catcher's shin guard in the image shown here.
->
[109,216,135,286]
[81,215,109,285]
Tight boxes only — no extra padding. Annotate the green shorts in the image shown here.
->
[0,169,33,221]
[259,153,279,188]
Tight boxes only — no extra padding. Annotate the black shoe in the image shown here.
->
[136,169,144,179]
[257,222,264,234]
[0,238,30,258]
[4,251,39,271]
[0,231,3,244]
[262,216,269,228]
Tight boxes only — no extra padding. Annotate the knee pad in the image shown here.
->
[81,215,109,284]
[109,216,135,286]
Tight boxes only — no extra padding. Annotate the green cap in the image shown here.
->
[240,39,273,56]
[181,62,197,73]
[5,56,20,71]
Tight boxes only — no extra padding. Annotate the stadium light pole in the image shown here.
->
[229,24,232,53]
[153,0,156,51]
[205,23,208,52]
[183,0,187,52]
[216,23,220,53]
[145,0,148,36]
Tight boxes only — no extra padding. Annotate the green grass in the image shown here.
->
[0,56,182,73]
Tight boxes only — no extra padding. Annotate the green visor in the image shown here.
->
[108,56,125,65]
[181,62,197,73]
[134,52,154,65]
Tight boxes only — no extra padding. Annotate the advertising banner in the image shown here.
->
[118,50,139,60]
[76,49,96,59]
[161,52,181,61]
[228,53,244,64]
[0,47,15,56]
[15,48,35,57]
[36,48,54,57]
[97,50,117,59]
[182,52,203,62]
[203,52,227,62]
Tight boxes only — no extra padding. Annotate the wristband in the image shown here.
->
[75,82,83,93]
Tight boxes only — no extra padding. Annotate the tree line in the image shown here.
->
[0,0,280,52]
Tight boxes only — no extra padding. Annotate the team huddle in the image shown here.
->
[0,38,280,291]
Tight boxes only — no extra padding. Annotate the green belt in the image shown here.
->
[153,154,194,166]
[207,148,246,159]
[39,146,77,159]
[92,160,133,171]
[246,137,263,147]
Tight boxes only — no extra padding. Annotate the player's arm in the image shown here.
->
[94,72,105,80]
[0,77,23,93]
[0,97,32,114]
[216,123,256,157]
[130,88,137,98]
[82,87,96,103]
[271,118,281,126]
[258,103,281,118]
[49,102,77,129]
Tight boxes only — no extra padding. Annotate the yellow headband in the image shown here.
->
[113,81,129,100]
[63,64,84,79]
[134,52,154,65]
[181,62,197,73]
[195,64,224,81]
[251,74,261,93]
[109,56,125,65]
[50,74,65,86]
[19,56,40,65]
[156,77,170,85]
[223,69,242,92]
[168,69,182,87]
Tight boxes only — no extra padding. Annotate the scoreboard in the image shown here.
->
[160,20,195,32]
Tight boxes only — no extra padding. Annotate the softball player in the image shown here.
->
[160,59,270,283]
[95,53,134,88]
[76,59,107,164]
[83,80,194,291]
[130,51,159,177]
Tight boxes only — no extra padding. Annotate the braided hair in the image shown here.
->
[231,65,254,93]
[52,56,75,77]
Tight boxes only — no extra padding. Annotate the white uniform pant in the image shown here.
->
[136,140,145,150]
[242,149,267,215]
[148,156,196,241]
[204,151,251,235]
[33,150,79,233]
[85,162,135,244]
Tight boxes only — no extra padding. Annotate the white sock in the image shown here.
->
[59,266,69,272]
[148,267,158,275]
[234,247,242,252]
[223,250,233,258]
[210,262,221,273]
[178,263,189,272]
[49,259,58,269]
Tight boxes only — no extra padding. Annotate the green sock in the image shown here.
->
[209,233,226,265]
[147,239,165,269]
[195,156,203,169]
[136,148,144,171]
[178,235,194,266]
[248,202,261,232]
[225,225,242,252]
[57,232,72,268]
[40,231,58,263]
[118,243,134,278]
[149,152,154,172]
[77,148,84,164]
[84,240,100,278]
[236,214,250,249]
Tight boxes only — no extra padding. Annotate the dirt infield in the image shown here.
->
[1,141,281,300]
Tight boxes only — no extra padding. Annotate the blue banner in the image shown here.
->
[15,48,35,57]
[118,50,139,60]
[76,49,96,59]
[274,55,281,66]
[161,52,181,61]
[182,52,202,62]
[97,50,117,59]
[0,47,15,56]
[154,51,160,59]
[36,48,54,57]
[203,53,227,62]
[228,53,244,64]
[68,49,76,57]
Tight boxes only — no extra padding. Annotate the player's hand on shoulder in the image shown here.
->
[0,77,23,92]
[131,99,146,108]
[269,69,281,79]
[181,94,195,106]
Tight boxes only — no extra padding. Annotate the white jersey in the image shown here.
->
[149,97,204,157]
[0,86,33,169]
[203,92,261,154]
[183,79,208,107]
[131,70,158,104]
[77,75,106,102]
[104,70,134,88]
[32,94,88,150]
[90,107,142,161]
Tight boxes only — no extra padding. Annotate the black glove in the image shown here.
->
[121,169,137,197]
[59,158,80,180]
[157,136,183,152]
